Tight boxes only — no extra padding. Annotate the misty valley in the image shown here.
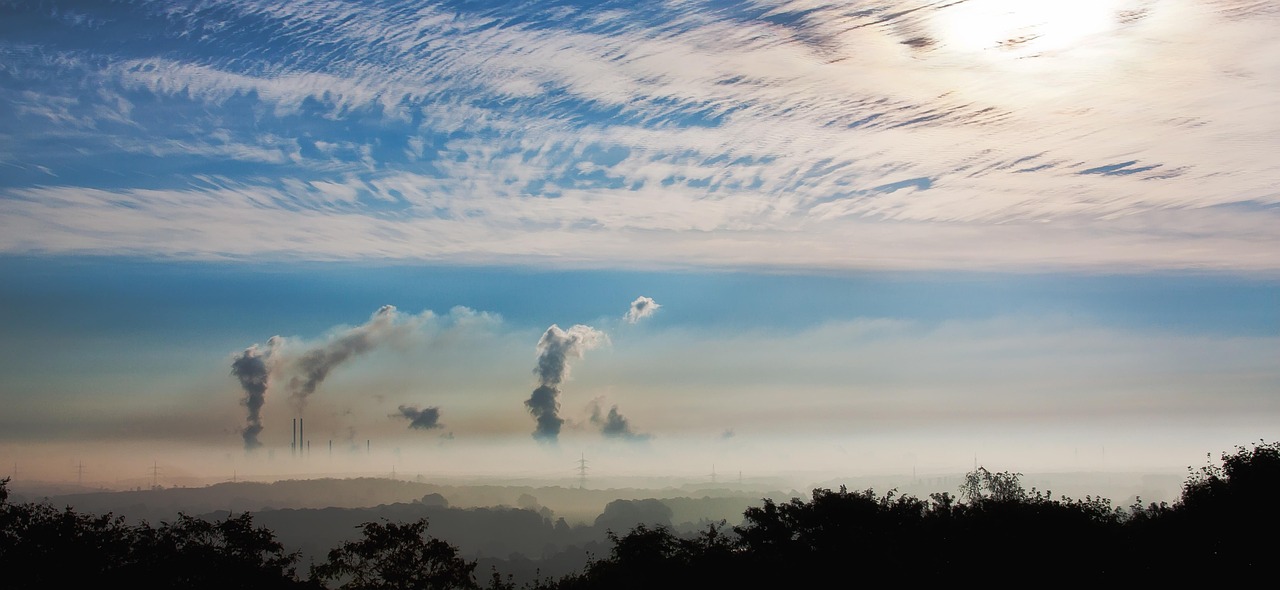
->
[6,476,776,585]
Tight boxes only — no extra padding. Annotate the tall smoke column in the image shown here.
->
[230,343,273,451]
[525,324,606,442]
[288,305,401,411]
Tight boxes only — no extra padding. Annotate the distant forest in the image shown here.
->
[2,439,1277,588]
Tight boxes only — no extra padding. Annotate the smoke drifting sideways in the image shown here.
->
[624,296,661,324]
[396,405,443,430]
[589,397,652,442]
[288,305,404,411]
[526,324,607,443]
[230,305,417,452]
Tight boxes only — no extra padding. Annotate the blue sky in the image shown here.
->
[0,0,1277,494]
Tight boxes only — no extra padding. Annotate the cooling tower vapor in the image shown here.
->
[230,339,278,451]
[396,405,443,430]
[624,296,661,324]
[525,324,606,442]
[288,305,401,410]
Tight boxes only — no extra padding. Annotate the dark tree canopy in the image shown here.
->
[309,518,478,590]
[0,477,313,589]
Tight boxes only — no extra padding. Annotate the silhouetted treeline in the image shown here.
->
[3,440,1278,589]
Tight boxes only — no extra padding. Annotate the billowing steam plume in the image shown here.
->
[396,405,443,430]
[288,305,402,410]
[526,324,606,442]
[589,398,652,441]
[231,342,275,450]
[624,296,661,324]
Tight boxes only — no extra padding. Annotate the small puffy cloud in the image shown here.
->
[625,296,661,324]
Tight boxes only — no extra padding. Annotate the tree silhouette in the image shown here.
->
[957,466,1025,503]
[0,477,311,589]
[1146,439,1280,578]
[126,512,314,589]
[310,518,479,590]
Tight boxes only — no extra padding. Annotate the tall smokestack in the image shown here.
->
[299,418,304,457]
[292,418,297,457]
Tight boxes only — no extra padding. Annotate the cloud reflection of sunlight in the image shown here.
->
[933,0,1119,58]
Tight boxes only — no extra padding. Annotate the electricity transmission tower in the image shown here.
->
[577,453,589,489]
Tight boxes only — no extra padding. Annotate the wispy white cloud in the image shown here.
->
[1,0,1277,271]
[3,176,1276,271]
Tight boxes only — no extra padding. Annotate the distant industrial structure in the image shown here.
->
[292,418,305,457]
[284,417,374,461]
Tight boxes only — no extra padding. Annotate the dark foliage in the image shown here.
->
[543,439,1280,588]
[1129,439,1280,576]
[3,439,1278,588]
[0,477,315,589]
[309,518,478,590]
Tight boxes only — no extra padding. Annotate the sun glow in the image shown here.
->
[933,0,1120,58]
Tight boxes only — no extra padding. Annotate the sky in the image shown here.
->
[0,0,1277,498]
